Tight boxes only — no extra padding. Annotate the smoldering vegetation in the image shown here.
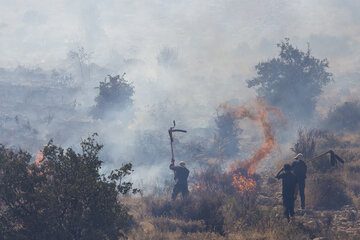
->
[1,39,360,239]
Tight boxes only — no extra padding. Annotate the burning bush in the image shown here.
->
[192,165,260,197]
[230,168,258,195]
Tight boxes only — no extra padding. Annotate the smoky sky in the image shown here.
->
[1,1,360,71]
[1,1,360,102]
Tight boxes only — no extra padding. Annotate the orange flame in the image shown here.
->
[220,98,285,175]
[32,149,53,180]
[231,171,257,194]
[194,98,284,195]
[35,150,43,166]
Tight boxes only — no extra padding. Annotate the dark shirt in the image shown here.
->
[276,172,297,197]
[169,163,189,185]
[291,159,307,180]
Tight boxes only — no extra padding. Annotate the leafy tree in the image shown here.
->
[0,134,138,240]
[92,74,134,119]
[247,39,333,121]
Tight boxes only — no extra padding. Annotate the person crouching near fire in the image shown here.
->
[276,164,298,221]
[170,159,190,200]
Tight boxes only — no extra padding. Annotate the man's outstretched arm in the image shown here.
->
[276,168,284,179]
[169,159,175,170]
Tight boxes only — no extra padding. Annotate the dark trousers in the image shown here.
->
[171,183,189,200]
[283,195,295,220]
[298,179,305,209]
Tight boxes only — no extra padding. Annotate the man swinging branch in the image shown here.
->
[168,120,188,200]
[170,160,189,200]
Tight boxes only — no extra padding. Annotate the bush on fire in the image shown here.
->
[0,134,138,240]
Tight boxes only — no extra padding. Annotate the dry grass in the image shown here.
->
[124,128,360,240]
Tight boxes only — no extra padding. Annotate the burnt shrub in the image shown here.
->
[146,192,226,234]
[307,173,352,210]
[310,154,337,173]
[344,160,360,205]
[151,217,205,233]
[191,165,261,197]
[220,196,268,233]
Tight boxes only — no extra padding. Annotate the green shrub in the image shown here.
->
[0,134,137,240]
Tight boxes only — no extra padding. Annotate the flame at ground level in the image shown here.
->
[231,171,257,194]
[194,98,283,195]
[193,166,258,195]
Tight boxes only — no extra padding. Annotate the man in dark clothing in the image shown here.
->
[291,153,307,209]
[170,159,190,200]
[276,164,298,221]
